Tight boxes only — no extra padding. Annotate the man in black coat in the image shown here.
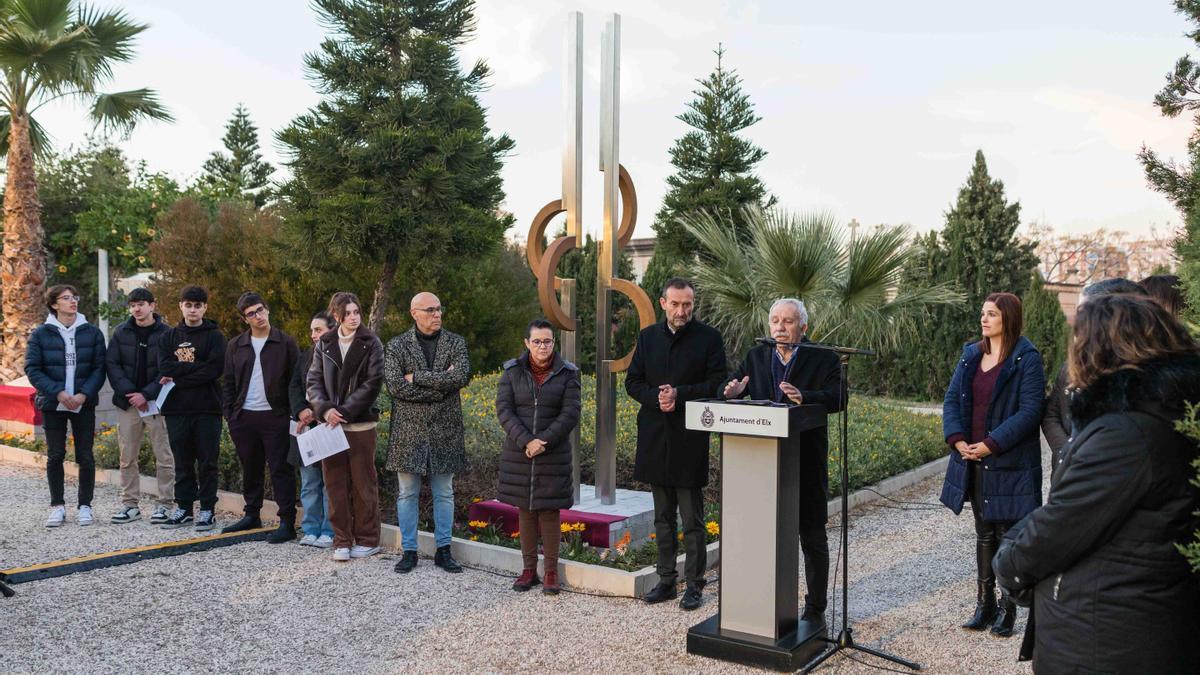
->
[221,292,301,542]
[106,288,174,525]
[626,278,727,611]
[720,298,843,624]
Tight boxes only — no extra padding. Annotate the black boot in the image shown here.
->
[393,551,418,573]
[962,581,997,630]
[434,545,462,573]
[990,596,1017,637]
[643,581,677,604]
[221,514,262,534]
[266,520,296,544]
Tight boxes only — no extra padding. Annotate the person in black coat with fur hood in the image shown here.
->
[495,319,581,595]
[994,294,1200,674]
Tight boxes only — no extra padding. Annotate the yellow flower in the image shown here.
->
[146,228,156,236]
[57,265,68,274]
[467,520,488,529]
[706,521,720,536]
[470,496,482,503]
[470,535,478,541]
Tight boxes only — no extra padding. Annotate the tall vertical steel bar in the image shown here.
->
[97,249,110,336]
[594,14,621,505]
[563,11,583,505]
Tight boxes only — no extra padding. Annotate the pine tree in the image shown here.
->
[200,104,274,208]
[643,45,772,307]
[1022,273,1069,389]
[276,0,513,332]
[1140,1,1200,326]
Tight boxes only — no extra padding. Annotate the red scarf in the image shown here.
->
[530,356,553,386]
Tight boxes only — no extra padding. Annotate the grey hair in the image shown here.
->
[770,298,808,326]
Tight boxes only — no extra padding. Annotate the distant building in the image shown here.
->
[627,237,655,281]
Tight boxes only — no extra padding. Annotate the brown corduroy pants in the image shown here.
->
[321,429,380,549]
[518,508,561,573]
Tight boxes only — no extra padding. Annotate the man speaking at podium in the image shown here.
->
[720,298,843,625]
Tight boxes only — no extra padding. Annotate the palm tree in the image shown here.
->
[0,1,170,378]
[686,207,963,356]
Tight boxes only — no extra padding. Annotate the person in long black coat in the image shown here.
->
[719,298,842,623]
[495,319,581,595]
[995,294,1200,674]
[626,278,727,611]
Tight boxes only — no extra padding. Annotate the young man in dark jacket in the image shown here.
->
[106,288,174,525]
[221,292,301,543]
[626,278,727,611]
[26,284,107,528]
[720,298,844,625]
[157,285,226,530]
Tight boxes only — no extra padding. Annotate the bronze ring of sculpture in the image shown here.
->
[526,165,655,371]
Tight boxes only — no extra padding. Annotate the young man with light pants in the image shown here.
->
[107,288,175,524]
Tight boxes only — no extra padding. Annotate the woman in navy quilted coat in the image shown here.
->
[940,292,1044,638]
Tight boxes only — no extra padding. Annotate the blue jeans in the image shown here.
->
[396,472,454,551]
[299,463,333,538]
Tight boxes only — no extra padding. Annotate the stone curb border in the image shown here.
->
[0,444,948,597]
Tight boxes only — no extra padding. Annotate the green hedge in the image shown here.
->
[20,372,945,526]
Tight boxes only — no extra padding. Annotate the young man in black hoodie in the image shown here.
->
[221,292,300,543]
[157,285,227,530]
[106,288,174,525]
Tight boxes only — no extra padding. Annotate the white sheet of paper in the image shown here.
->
[154,382,175,410]
[55,402,78,414]
[137,402,160,417]
[296,423,350,466]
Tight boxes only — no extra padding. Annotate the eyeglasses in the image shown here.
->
[529,339,554,347]
[416,306,445,315]
[243,306,268,319]
[57,295,80,303]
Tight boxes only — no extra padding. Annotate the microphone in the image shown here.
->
[755,337,875,356]
[756,337,802,347]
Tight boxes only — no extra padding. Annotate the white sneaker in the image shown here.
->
[314,534,334,549]
[349,545,380,559]
[332,547,351,562]
[46,505,66,528]
[298,534,318,547]
[111,506,141,524]
[77,505,94,526]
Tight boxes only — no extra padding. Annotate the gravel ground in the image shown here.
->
[0,452,1046,674]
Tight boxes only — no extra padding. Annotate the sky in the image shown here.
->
[34,1,1200,242]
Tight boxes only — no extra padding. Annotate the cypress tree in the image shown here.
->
[1022,273,1069,390]
[200,104,274,208]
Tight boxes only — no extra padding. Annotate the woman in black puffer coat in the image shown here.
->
[995,294,1200,674]
[495,319,581,596]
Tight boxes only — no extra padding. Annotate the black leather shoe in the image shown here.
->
[265,521,295,544]
[643,581,677,604]
[963,582,997,630]
[221,514,262,534]
[393,551,418,573]
[990,598,1017,637]
[434,546,462,573]
[679,584,703,611]
[802,606,826,626]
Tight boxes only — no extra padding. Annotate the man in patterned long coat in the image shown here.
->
[385,291,471,574]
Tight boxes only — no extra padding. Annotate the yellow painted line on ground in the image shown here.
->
[1,527,273,575]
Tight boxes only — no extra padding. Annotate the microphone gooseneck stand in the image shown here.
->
[756,338,921,673]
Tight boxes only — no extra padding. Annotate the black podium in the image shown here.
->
[684,400,829,671]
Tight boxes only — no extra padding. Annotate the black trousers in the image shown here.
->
[970,463,1012,586]
[800,524,830,612]
[651,484,707,586]
[228,410,296,520]
[43,407,96,507]
[165,414,222,513]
